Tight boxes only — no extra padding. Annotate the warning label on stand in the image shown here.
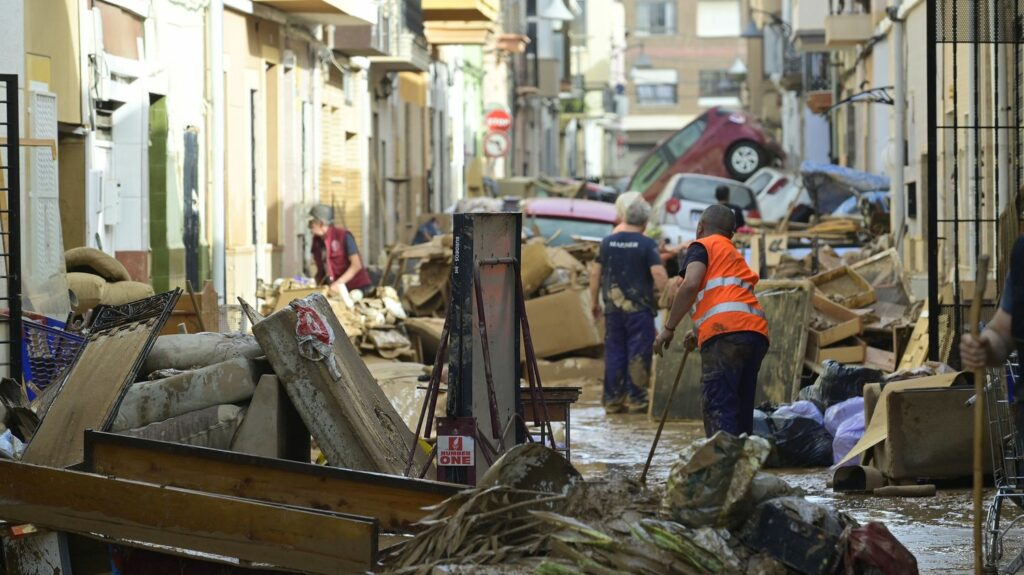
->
[437,435,475,466]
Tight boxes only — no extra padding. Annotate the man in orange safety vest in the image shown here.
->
[654,204,770,437]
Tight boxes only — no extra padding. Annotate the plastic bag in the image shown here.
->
[663,432,771,529]
[753,409,772,438]
[765,413,834,468]
[832,411,866,467]
[824,397,865,437]
[816,361,884,408]
[843,522,919,575]
[774,401,824,426]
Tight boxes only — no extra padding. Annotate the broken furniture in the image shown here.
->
[0,458,377,574]
[159,280,219,335]
[520,386,582,461]
[21,290,181,468]
[82,430,460,533]
[810,266,876,309]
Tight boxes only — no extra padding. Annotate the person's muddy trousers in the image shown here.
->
[700,331,769,437]
[603,310,655,406]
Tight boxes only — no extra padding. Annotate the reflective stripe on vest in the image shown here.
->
[690,276,755,315]
[694,302,767,329]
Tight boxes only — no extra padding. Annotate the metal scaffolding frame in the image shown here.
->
[0,74,23,382]
[927,0,1024,364]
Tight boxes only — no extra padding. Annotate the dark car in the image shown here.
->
[627,107,784,202]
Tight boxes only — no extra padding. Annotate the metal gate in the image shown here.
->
[927,1,1024,364]
[0,74,24,382]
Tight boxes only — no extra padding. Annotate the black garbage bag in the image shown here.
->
[741,496,856,575]
[809,360,884,408]
[764,412,833,468]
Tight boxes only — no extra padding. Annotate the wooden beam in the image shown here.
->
[0,459,377,574]
[83,431,460,532]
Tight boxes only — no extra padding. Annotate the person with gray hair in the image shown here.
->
[655,203,769,437]
[589,198,668,414]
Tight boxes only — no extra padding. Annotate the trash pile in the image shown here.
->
[383,436,919,575]
[260,278,415,360]
[387,234,602,361]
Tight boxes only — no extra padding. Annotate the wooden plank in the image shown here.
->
[0,459,377,574]
[82,431,459,532]
[22,291,181,469]
[252,293,429,475]
[651,280,814,421]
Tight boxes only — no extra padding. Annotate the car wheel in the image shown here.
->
[725,141,765,180]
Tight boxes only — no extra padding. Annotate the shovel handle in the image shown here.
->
[971,255,990,575]
[641,347,691,484]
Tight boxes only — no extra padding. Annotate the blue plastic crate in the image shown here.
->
[22,320,85,400]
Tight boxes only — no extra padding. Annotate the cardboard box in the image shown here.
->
[808,293,863,348]
[806,337,865,364]
[521,242,555,296]
[872,386,993,480]
[810,266,876,309]
[525,288,602,359]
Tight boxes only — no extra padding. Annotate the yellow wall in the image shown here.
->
[24,0,82,125]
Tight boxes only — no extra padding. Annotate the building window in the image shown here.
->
[633,68,678,105]
[634,0,676,36]
[696,0,740,38]
[699,70,741,99]
[636,84,678,105]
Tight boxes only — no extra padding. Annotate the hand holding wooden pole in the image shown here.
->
[971,255,990,575]
[641,347,691,484]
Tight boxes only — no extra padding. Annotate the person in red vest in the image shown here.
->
[308,204,372,293]
[654,204,770,437]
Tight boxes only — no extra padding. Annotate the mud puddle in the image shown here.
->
[569,379,1020,573]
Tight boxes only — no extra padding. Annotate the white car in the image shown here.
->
[650,173,760,248]
[744,167,811,225]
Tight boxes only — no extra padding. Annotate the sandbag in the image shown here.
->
[765,413,833,468]
[120,404,246,450]
[112,357,263,431]
[143,333,264,374]
[825,396,865,437]
[101,281,155,306]
[832,411,866,467]
[67,272,107,313]
[662,431,771,529]
[65,247,131,282]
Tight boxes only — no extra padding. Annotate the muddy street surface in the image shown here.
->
[568,379,1022,574]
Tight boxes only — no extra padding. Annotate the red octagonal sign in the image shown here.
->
[484,109,512,132]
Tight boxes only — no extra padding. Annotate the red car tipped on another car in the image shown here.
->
[627,107,784,202]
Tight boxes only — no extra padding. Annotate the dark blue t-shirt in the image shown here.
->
[596,231,661,315]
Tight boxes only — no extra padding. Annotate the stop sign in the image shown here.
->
[485,109,512,132]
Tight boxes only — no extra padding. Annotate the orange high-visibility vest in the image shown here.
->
[690,234,770,347]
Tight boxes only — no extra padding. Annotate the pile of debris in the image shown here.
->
[260,278,416,360]
[384,437,919,575]
[387,234,603,362]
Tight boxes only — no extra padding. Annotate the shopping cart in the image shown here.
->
[984,353,1024,574]
[22,320,85,400]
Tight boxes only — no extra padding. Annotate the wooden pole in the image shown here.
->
[641,347,691,484]
[185,280,206,332]
[971,254,990,575]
